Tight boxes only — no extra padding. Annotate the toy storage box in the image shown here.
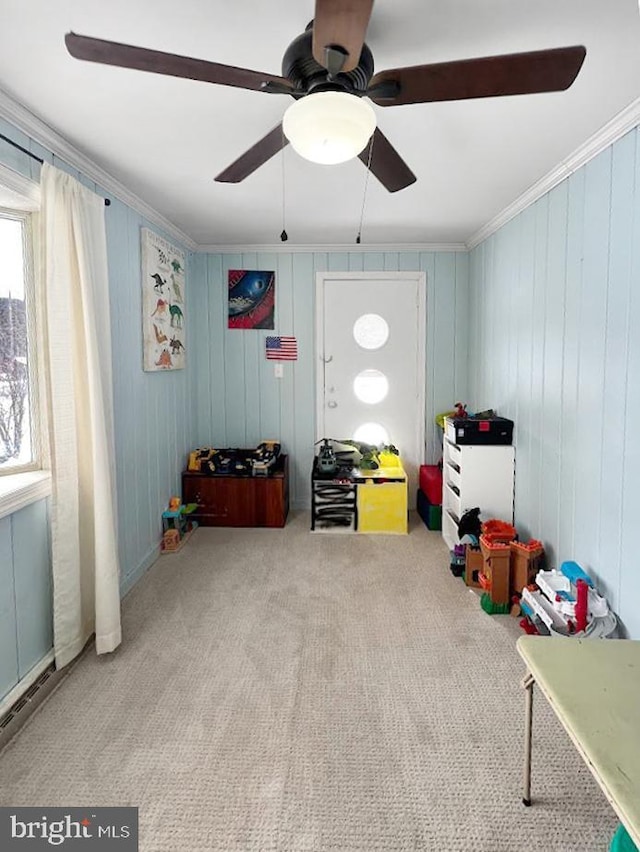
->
[445,416,514,446]
[419,465,442,506]
[358,480,407,534]
[417,489,442,530]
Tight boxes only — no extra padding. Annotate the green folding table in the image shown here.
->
[517,636,640,847]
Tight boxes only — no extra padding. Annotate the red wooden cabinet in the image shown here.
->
[182,455,289,528]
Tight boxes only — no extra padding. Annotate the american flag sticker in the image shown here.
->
[265,336,298,361]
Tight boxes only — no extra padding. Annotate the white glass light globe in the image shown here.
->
[283,91,377,165]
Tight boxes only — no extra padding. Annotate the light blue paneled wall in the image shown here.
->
[0,118,194,701]
[469,128,640,639]
[192,250,470,507]
[0,502,52,701]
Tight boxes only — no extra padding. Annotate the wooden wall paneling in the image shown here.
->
[601,132,635,617]
[527,196,550,538]
[292,253,315,507]
[541,181,569,564]
[419,252,437,461]
[28,140,53,180]
[0,517,19,700]
[328,252,350,272]
[105,197,133,576]
[557,169,586,559]
[0,117,32,174]
[620,129,640,638]
[399,252,421,272]
[222,253,247,446]
[190,253,208,447]
[384,252,399,271]
[12,501,52,678]
[256,252,280,445]
[240,252,261,448]
[573,150,612,584]
[468,245,482,412]
[512,207,536,541]
[348,253,364,272]
[363,252,384,271]
[208,253,226,445]
[276,252,296,498]
[432,253,456,458]
[454,251,470,407]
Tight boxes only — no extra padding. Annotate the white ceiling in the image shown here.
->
[1,0,640,247]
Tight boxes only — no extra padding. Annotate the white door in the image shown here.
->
[316,272,425,495]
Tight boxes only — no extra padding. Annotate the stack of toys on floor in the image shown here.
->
[452,507,618,638]
[161,496,198,552]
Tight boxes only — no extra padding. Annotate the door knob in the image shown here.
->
[328,400,338,409]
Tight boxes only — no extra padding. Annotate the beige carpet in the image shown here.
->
[0,512,617,851]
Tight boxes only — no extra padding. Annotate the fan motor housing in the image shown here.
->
[282,25,374,96]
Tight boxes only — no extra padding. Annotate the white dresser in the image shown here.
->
[441,436,515,550]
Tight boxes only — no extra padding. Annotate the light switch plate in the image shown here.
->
[274,363,284,379]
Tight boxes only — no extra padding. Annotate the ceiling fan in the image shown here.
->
[65,0,586,193]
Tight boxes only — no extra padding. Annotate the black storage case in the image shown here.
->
[445,416,514,446]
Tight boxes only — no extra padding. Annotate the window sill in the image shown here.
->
[0,471,52,521]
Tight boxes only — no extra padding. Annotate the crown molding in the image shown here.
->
[195,242,467,254]
[467,95,640,250]
[0,86,197,251]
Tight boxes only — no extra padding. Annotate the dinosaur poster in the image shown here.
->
[228,269,275,329]
[141,228,186,371]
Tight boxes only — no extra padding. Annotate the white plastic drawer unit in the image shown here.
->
[441,436,515,551]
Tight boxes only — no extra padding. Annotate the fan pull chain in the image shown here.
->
[356,133,375,244]
[280,128,288,242]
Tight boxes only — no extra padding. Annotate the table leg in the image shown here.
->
[522,672,535,806]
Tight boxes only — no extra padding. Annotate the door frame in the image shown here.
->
[315,270,427,465]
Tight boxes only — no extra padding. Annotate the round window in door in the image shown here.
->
[353,369,389,404]
[353,422,389,445]
[352,313,389,350]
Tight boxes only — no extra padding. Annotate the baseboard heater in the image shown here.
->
[0,663,56,739]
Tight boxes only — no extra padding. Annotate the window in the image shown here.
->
[0,210,39,475]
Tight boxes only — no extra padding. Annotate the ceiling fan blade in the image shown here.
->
[65,32,291,93]
[312,0,374,73]
[358,128,416,193]
[215,124,288,183]
[368,45,586,106]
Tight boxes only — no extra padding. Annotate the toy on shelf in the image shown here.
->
[161,499,198,553]
[453,402,468,419]
[251,441,281,476]
[520,560,618,638]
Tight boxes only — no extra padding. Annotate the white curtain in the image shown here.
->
[40,163,121,668]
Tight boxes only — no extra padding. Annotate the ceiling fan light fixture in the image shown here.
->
[283,91,376,165]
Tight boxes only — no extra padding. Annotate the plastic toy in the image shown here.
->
[450,544,466,577]
[316,438,337,474]
[480,593,510,615]
[251,441,281,476]
[521,561,617,638]
[161,501,198,553]
[161,529,180,552]
[453,402,468,418]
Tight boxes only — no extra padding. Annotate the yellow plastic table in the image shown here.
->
[517,636,640,847]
